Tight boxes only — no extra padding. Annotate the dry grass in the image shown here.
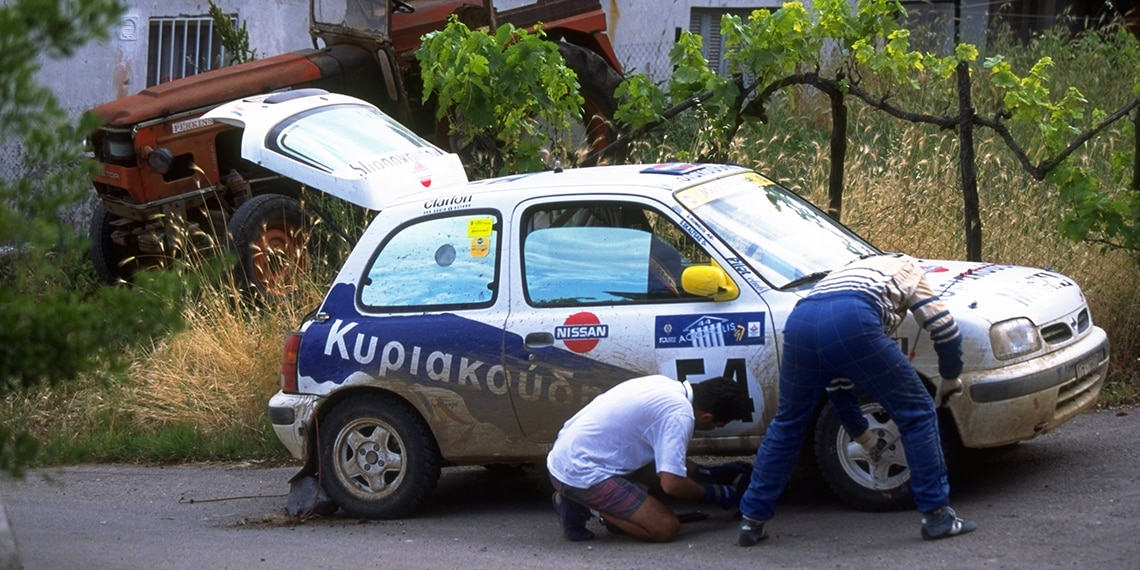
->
[119,285,320,434]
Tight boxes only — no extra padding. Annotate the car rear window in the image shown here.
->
[359,211,500,311]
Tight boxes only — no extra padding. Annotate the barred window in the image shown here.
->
[146,15,235,86]
[689,8,755,77]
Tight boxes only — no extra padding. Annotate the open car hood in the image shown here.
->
[203,89,468,210]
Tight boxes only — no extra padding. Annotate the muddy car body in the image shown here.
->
[218,93,1111,519]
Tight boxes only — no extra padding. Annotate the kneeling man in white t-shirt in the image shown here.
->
[547,375,750,542]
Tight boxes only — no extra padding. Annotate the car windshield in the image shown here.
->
[677,172,878,288]
[268,103,445,175]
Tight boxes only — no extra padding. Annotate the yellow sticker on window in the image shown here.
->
[468,217,494,238]
[470,236,490,258]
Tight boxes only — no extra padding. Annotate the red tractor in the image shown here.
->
[87,0,623,294]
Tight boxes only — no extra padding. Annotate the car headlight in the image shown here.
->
[989,318,1042,360]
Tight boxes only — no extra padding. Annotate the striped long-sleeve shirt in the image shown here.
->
[807,254,961,348]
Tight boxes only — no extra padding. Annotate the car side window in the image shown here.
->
[359,211,499,310]
[522,202,710,307]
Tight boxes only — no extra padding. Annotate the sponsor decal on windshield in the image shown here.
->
[676,171,758,208]
[555,312,609,354]
[655,312,766,349]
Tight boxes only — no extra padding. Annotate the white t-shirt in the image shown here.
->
[546,374,695,489]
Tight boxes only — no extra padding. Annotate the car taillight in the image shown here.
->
[281,332,303,393]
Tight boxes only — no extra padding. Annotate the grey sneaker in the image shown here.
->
[921,506,977,540]
[737,517,768,547]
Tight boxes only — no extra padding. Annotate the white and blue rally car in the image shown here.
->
[206,90,1110,519]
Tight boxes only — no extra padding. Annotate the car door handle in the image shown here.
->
[525,332,554,349]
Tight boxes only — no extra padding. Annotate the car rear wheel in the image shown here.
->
[814,397,915,512]
[318,394,442,519]
[227,194,308,296]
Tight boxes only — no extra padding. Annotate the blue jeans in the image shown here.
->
[739,292,950,519]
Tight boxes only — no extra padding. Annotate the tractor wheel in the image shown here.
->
[227,194,309,297]
[557,42,623,153]
[89,206,135,284]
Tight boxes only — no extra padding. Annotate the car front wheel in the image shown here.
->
[318,394,441,519]
[813,398,915,512]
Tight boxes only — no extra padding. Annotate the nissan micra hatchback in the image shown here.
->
[206,91,1110,519]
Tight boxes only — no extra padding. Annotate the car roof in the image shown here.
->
[395,162,752,206]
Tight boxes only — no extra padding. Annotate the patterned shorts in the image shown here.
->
[550,474,649,520]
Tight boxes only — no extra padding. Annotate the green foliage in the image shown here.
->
[614,0,1140,256]
[665,34,740,161]
[208,0,257,65]
[0,270,184,392]
[723,2,817,78]
[982,25,1140,251]
[0,0,184,477]
[613,73,666,129]
[417,17,583,176]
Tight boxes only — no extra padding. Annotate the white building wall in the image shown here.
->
[603,0,791,82]
[3,0,311,208]
[602,0,988,81]
[3,0,310,184]
[38,0,311,118]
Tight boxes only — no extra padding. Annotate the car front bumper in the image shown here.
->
[267,391,319,461]
[952,326,1110,448]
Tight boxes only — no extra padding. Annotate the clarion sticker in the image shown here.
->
[423,194,473,213]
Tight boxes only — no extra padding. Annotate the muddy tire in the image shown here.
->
[89,206,134,284]
[318,394,442,519]
[227,194,308,297]
[814,397,915,512]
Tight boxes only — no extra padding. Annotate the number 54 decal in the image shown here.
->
[674,357,755,423]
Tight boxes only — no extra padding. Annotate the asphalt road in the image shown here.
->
[1,408,1138,570]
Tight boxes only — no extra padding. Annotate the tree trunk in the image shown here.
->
[957,61,982,261]
[1133,111,1140,191]
[827,91,848,221]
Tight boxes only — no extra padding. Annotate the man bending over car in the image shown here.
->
[546,374,749,542]
[737,253,976,546]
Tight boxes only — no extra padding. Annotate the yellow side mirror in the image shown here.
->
[681,263,740,301]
